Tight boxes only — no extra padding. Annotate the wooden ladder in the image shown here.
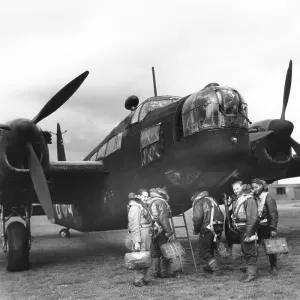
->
[170,207,197,272]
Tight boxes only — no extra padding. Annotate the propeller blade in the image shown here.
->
[290,137,300,156]
[26,143,54,223]
[280,60,292,120]
[32,71,89,124]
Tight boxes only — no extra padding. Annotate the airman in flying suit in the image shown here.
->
[127,189,152,287]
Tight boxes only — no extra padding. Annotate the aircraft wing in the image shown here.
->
[49,161,104,172]
[47,160,107,205]
[249,130,273,142]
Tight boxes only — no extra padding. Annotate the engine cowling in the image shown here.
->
[250,119,293,164]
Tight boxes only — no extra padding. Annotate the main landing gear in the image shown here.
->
[1,204,33,272]
[59,228,70,238]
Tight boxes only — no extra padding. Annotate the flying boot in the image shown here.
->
[239,264,249,282]
[269,255,278,276]
[153,258,161,278]
[208,258,223,276]
[202,263,213,274]
[160,258,176,278]
[242,265,257,283]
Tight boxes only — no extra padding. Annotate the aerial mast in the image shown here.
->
[152,66,158,97]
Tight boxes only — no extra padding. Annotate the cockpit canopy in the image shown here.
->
[182,86,248,137]
[131,95,181,124]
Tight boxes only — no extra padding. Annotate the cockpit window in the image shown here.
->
[131,96,181,124]
[150,99,179,110]
[88,151,98,161]
[105,133,122,156]
[139,101,150,121]
[131,104,143,124]
[182,87,248,137]
[96,143,107,160]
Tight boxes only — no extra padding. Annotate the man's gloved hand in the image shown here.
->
[168,234,175,242]
[270,231,277,237]
[165,231,173,238]
[243,236,251,243]
[134,242,141,252]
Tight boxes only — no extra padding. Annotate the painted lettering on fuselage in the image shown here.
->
[53,204,74,219]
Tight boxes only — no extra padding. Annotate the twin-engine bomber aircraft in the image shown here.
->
[0,61,299,272]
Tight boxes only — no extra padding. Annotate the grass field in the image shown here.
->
[0,200,299,300]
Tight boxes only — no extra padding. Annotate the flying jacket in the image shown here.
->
[192,196,224,234]
[148,192,173,236]
[232,192,258,237]
[257,192,278,231]
[128,200,151,244]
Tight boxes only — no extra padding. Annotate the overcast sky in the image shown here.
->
[0,0,299,183]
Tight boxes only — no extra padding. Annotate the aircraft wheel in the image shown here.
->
[6,221,30,272]
[59,228,70,238]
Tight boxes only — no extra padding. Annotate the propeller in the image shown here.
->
[27,142,54,223]
[281,60,292,121]
[32,71,89,124]
[279,60,300,156]
[290,137,300,156]
[249,60,300,158]
[9,70,89,222]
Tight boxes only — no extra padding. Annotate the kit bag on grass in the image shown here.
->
[160,241,186,260]
[263,237,289,255]
[169,256,184,272]
[215,240,230,258]
[125,251,152,270]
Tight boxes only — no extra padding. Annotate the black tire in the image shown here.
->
[6,221,30,272]
[59,228,70,238]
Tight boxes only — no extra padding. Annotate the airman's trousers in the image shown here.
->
[134,227,152,283]
[198,226,223,263]
[151,231,173,275]
[237,228,257,266]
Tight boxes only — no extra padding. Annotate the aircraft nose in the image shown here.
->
[268,119,294,138]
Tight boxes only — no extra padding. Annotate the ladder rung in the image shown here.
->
[173,226,186,228]
[175,237,188,239]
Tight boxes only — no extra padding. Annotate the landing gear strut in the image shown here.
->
[1,204,33,272]
[59,228,70,238]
